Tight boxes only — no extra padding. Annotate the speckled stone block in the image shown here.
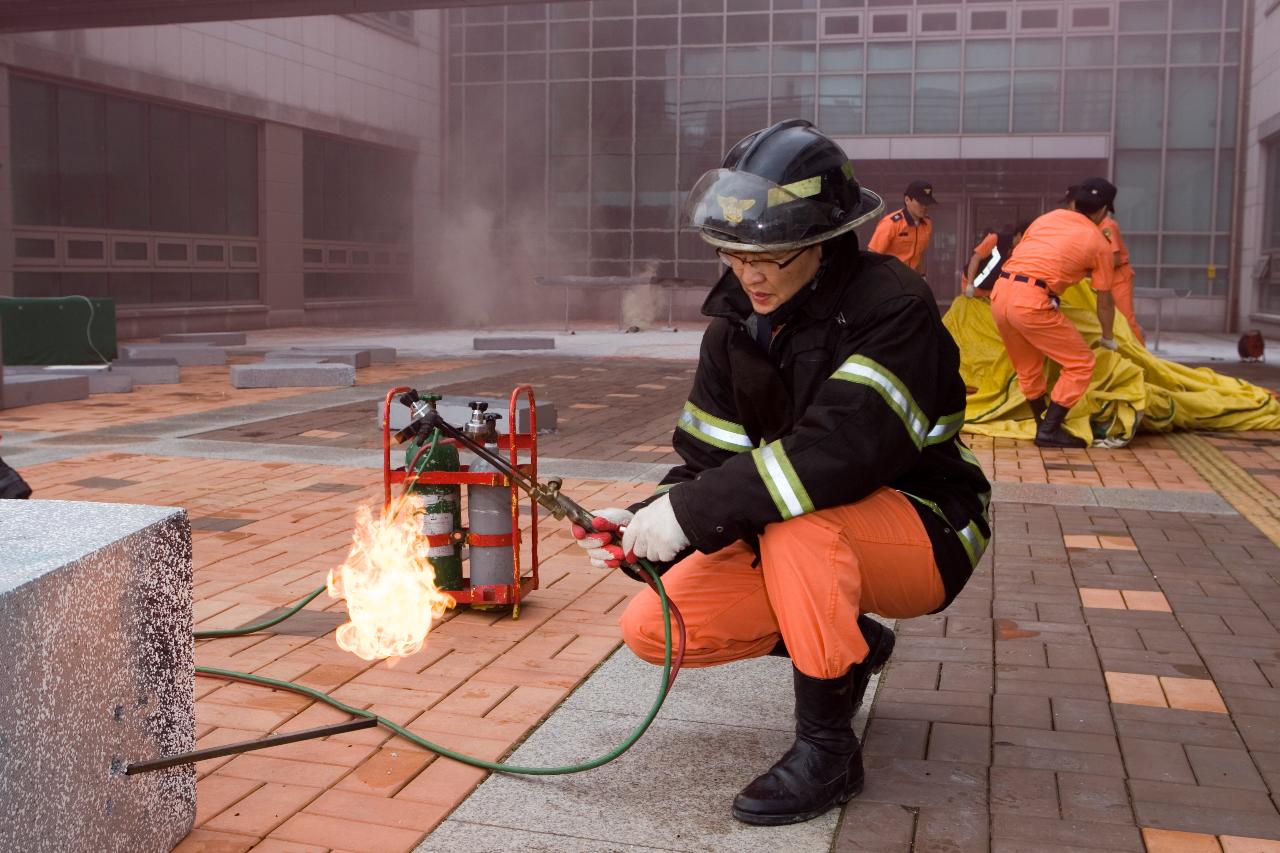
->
[119,343,226,366]
[310,344,396,363]
[8,365,134,394]
[473,336,556,351]
[110,358,181,385]
[266,348,372,368]
[0,374,90,408]
[158,332,247,346]
[231,362,355,388]
[0,500,195,853]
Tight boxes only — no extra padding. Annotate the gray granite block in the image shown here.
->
[231,362,355,388]
[110,359,181,385]
[382,396,557,435]
[267,348,371,368]
[473,336,556,351]
[158,332,247,346]
[308,344,396,363]
[119,344,226,366]
[1,374,90,409]
[8,365,133,394]
[0,500,194,853]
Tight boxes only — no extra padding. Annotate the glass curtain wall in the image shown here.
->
[447,0,1243,293]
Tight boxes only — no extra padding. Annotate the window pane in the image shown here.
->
[58,87,107,228]
[868,42,912,71]
[1012,71,1060,132]
[1171,33,1219,63]
[189,114,228,234]
[1163,149,1215,231]
[1118,35,1166,65]
[963,72,1010,133]
[916,40,960,70]
[818,75,862,135]
[772,44,815,72]
[914,73,959,133]
[683,45,724,75]
[1113,150,1161,231]
[1159,267,1212,296]
[1167,67,1218,149]
[865,74,910,133]
[11,78,57,226]
[1014,38,1062,68]
[303,134,324,240]
[1266,145,1280,250]
[965,39,1010,69]
[149,106,189,232]
[1126,234,1158,266]
[820,43,863,72]
[1064,69,1112,132]
[725,76,770,150]
[226,120,258,236]
[771,75,815,123]
[1172,0,1221,30]
[774,12,817,42]
[726,14,768,44]
[1162,235,1210,264]
[1119,1,1168,32]
[1066,36,1114,67]
[1217,147,1235,234]
[1115,68,1164,147]
[105,96,149,230]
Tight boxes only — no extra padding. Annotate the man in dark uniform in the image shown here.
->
[572,121,991,825]
[868,180,936,275]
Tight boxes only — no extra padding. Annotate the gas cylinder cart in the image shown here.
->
[381,385,542,616]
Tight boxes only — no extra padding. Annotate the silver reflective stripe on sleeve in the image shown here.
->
[832,356,929,448]
[677,401,753,453]
[972,244,1002,290]
[926,411,965,446]
[898,487,990,570]
[752,440,814,520]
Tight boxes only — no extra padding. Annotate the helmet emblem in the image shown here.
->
[717,195,756,224]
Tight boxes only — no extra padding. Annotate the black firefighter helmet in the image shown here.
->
[682,119,883,253]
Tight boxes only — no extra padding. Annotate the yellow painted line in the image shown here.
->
[1166,432,1280,547]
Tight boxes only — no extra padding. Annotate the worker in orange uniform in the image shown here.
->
[962,220,1033,298]
[1099,210,1145,345]
[570,121,990,826]
[989,177,1117,449]
[867,180,936,275]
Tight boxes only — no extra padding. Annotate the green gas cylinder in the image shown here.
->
[405,426,464,590]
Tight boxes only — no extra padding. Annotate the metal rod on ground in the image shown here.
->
[125,718,378,774]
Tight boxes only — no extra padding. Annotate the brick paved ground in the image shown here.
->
[4,333,1280,852]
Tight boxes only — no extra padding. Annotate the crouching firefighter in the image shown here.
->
[572,119,991,826]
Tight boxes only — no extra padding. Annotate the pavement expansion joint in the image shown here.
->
[1166,432,1280,545]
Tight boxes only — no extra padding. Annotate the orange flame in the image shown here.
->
[327,498,455,661]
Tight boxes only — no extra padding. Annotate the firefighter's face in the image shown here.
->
[904,196,928,220]
[721,246,821,315]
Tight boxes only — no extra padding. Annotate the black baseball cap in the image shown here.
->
[1064,176,1117,214]
[905,180,938,206]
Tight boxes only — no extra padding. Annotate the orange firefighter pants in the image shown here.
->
[990,278,1096,408]
[620,488,946,680]
[1112,270,1145,345]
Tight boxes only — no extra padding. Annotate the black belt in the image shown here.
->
[999,272,1048,289]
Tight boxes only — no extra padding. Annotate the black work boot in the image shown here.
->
[851,615,895,712]
[1027,395,1047,426]
[731,666,864,826]
[1034,401,1086,449]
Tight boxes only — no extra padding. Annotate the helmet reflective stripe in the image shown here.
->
[972,245,1003,289]
[832,356,929,449]
[678,401,753,452]
[926,411,966,446]
[752,441,814,520]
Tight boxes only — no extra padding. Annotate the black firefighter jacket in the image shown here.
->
[643,234,991,610]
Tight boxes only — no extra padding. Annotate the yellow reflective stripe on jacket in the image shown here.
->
[898,485,990,570]
[677,401,753,453]
[752,440,814,519]
[926,411,965,446]
[832,356,929,448]
[955,443,992,510]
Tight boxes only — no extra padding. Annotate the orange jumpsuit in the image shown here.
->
[989,208,1114,408]
[1100,216,1144,345]
[868,208,932,273]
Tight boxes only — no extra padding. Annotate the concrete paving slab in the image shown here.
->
[109,358,181,385]
[119,343,226,366]
[7,366,133,394]
[1,374,90,409]
[473,336,556,351]
[418,822,685,853]
[424,706,839,853]
[266,348,371,368]
[991,482,1237,515]
[230,362,355,389]
[158,332,247,346]
[305,344,397,363]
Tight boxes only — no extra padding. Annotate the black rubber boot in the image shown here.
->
[1027,395,1047,426]
[851,615,895,712]
[731,666,864,826]
[1034,401,1087,448]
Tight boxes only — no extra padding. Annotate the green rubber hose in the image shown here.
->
[194,558,675,774]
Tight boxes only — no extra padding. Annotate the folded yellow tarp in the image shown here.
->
[942,283,1280,446]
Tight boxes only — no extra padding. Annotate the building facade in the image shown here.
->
[446,0,1247,329]
[1241,0,1280,336]
[0,11,443,336]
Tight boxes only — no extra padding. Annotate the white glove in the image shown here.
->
[621,494,690,563]
[1098,336,1118,351]
[571,507,633,569]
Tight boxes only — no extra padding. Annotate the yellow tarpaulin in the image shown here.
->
[942,283,1280,446]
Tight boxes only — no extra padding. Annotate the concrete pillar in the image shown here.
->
[0,65,14,298]
[260,121,305,327]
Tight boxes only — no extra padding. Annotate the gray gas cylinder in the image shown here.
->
[467,441,516,589]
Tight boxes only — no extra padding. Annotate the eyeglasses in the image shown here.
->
[716,247,810,272]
